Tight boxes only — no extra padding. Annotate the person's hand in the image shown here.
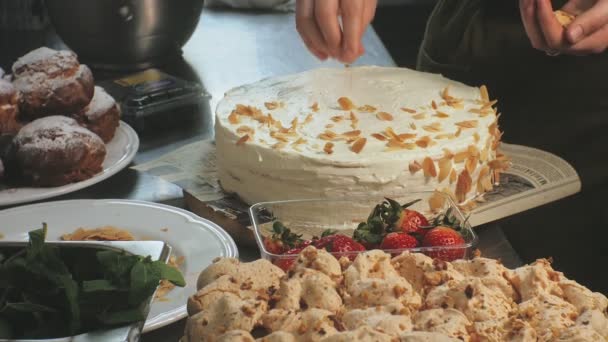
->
[295,0,377,63]
[520,0,608,55]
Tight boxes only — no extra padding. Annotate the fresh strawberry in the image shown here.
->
[263,221,303,255]
[274,247,304,271]
[421,226,466,261]
[313,233,365,259]
[382,198,429,236]
[380,232,419,250]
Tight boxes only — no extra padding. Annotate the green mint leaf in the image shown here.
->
[82,279,118,292]
[27,223,47,259]
[129,261,161,306]
[98,307,145,325]
[5,302,57,313]
[58,275,80,335]
[97,251,140,286]
[150,261,186,287]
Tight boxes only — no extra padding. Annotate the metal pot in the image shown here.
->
[45,0,204,70]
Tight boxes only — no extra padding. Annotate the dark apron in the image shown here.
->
[417,0,608,292]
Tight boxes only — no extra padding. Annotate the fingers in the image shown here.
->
[564,1,608,44]
[520,0,548,50]
[315,0,342,58]
[565,21,608,54]
[296,0,329,60]
[536,0,567,51]
[340,0,365,63]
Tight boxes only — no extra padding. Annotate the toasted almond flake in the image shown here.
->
[304,113,314,125]
[409,161,422,173]
[438,157,453,183]
[338,97,355,110]
[455,120,479,129]
[386,140,416,150]
[450,102,465,109]
[376,112,394,121]
[422,122,442,133]
[410,123,417,130]
[236,125,255,136]
[413,113,427,120]
[290,117,299,131]
[480,147,490,162]
[272,141,286,150]
[480,85,490,102]
[325,124,335,129]
[454,151,469,163]
[441,86,450,100]
[481,99,498,109]
[292,137,307,146]
[331,115,344,123]
[351,138,367,154]
[266,114,276,126]
[477,166,493,192]
[467,145,480,157]
[270,131,289,142]
[422,157,437,178]
[416,136,432,148]
[311,102,320,112]
[397,133,417,140]
[429,191,446,213]
[401,107,417,113]
[318,130,338,141]
[342,130,362,138]
[385,127,399,140]
[466,155,479,174]
[431,100,438,109]
[488,159,510,171]
[228,111,240,124]
[473,132,480,143]
[468,108,493,116]
[449,169,457,184]
[371,133,387,141]
[323,142,334,154]
[443,148,454,159]
[236,134,250,146]
[435,133,456,140]
[456,169,473,203]
[455,128,462,137]
[433,111,450,118]
[358,105,377,112]
[349,111,359,129]
[264,101,279,110]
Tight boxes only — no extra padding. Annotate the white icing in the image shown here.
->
[215,66,498,205]
[15,116,103,153]
[84,86,118,120]
[12,47,77,76]
[13,64,90,96]
[0,79,15,98]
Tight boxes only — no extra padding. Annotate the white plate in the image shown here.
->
[0,199,239,332]
[0,121,139,206]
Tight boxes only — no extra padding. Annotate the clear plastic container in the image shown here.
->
[249,192,478,266]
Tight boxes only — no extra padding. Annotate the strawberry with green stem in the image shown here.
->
[263,221,304,255]
[421,208,471,261]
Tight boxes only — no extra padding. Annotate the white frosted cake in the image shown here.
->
[215,66,507,208]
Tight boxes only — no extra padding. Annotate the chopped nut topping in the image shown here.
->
[311,102,320,112]
[456,169,473,203]
[358,105,377,112]
[236,125,255,136]
[431,100,438,109]
[416,136,432,148]
[376,112,394,121]
[236,134,250,146]
[324,142,334,154]
[318,130,338,141]
[265,101,279,110]
[409,161,422,173]
[303,113,314,125]
[422,122,442,133]
[480,85,490,102]
[331,115,345,122]
[434,111,450,118]
[422,157,437,178]
[349,111,359,129]
[454,151,469,163]
[401,107,417,113]
[228,111,240,124]
[342,130,362,138]
[338,97,355,110]
[466,155,479,174]
[386,140,416,150]
[438,157,453,183]
[371,133,387,141]
[397,133,417,141]
[413,113,427,120]
[455,120,479,129]
[351,138,367,153]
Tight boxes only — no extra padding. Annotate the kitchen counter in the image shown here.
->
[0,8,522,341]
